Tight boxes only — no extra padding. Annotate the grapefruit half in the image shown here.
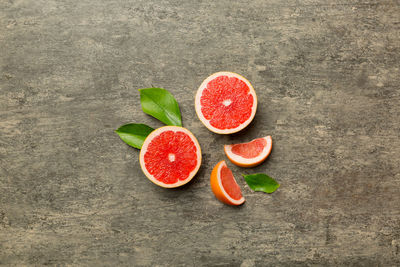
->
[139,126,202,188]
[224,136,272,167]
[195,72,257,134]
[210,160,245,205]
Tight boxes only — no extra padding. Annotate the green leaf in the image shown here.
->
[115,123,154,149]
[139,88,182,126]
[242,173,280,193]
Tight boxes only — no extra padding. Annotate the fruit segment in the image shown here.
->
[210,161,245,205]
[224,136,272,167]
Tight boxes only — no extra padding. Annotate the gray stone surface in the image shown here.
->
[1,0,400,266]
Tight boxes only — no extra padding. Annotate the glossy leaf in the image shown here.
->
[115,123,154,149]
[139,88,182,126]
[242,173,280,193]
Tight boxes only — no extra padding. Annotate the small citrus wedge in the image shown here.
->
[139,126,202,188]
[195,72,257,134]
[210,160,245,205]
[224,136,272,167]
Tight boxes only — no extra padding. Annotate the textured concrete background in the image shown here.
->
[1,0,400,266]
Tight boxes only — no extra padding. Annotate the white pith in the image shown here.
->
[224,136,272,165]
[223,99,232,106]
[217,161,245,205]
[139,126,202,188]
[195,71,258,134]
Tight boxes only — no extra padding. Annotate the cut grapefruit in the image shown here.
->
[210,160,245,205]
[224,136,272,167]
[139,126,202,188]
[195,72,257,134]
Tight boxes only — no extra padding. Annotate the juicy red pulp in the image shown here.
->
[220,165,242,200]
[200,76,253,130]
[231,138,267,159]
[144,131,198,184]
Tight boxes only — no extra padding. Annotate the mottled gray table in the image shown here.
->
[1,0,400,266]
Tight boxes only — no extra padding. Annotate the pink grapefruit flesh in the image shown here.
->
[224,136,272,167]
[220,165,243,201]
[139,126,202,188]
[195,72,257,134]
[231,138,267,159]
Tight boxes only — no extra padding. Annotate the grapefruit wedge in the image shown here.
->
[139,126,202,188]
[195,72,257,134]
[224,136,272,167]
[210,160,245,205]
